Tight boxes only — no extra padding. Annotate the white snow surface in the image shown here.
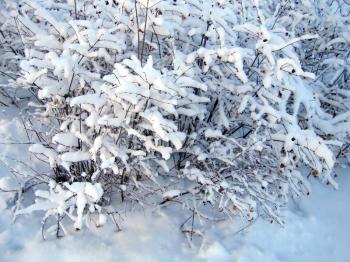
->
[1,111,350,262]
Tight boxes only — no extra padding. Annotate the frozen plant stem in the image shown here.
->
[140,0,149,65]
[74,0,77,19]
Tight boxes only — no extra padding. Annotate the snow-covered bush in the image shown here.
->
[2,0,350,238]
[16,181,105,236]
[0,1,24,106]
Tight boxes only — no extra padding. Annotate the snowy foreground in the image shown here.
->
[1,109,349,262]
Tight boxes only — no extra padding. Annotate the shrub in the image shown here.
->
[1,0,350,239]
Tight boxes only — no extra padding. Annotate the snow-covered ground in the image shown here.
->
[0,107,349,262]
